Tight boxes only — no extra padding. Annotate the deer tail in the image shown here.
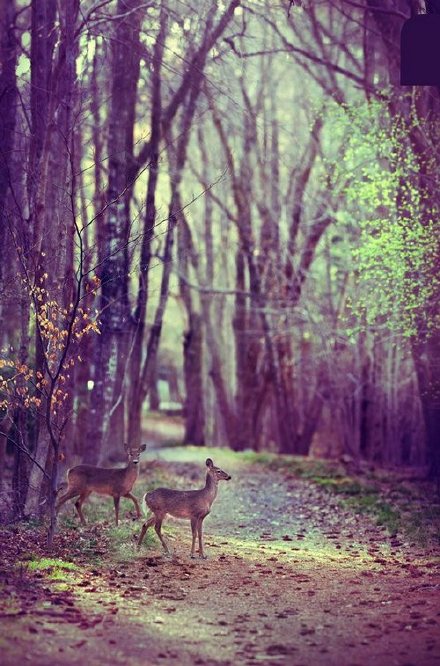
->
[141,492,148,518]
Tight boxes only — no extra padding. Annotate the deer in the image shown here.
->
[137,457,231,559]
[56,443,147,526]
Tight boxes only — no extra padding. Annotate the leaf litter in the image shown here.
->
[0,447,439,665]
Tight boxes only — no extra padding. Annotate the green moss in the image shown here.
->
[26,557,77,571]
[21,557,77,581]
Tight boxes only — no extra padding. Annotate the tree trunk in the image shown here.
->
[0,0,17,292]
[88,0,142,460]
[412,331,440,479]
[177,208,205,446]
[183,313,205,445]
[127,6,166,447]
[11,418,28,520]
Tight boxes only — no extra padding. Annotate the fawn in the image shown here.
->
[137,458,231,559]
[56,443,146,526]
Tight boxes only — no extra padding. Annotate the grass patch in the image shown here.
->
[107,521,144,561]
[402,505,440,546]
[48,569,74,580]
[240,450,347,482]
[21,557,78,581]
[243,449,440,543]
[270,457,403,536]
[312,477,378,496]
[375,502,401,534]
[26,557,77,571]
[343,495,401,534]
[53,582,71,591]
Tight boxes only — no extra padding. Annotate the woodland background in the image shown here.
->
[1,0,440,532]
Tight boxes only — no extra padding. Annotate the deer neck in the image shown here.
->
[204,473,218,506]
[124,461,139,481]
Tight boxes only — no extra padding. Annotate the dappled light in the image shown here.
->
[1,448,440,664]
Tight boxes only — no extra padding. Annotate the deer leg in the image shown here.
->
[190,517,198,558]
[137,516,156,548]
[124,492,141,518]
[56,488,79,513]
[198,517,207,559]
[113,496,120,526]
[154,517,171,555]
[74,493,89,526]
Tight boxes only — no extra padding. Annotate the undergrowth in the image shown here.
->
[243,450,440,545]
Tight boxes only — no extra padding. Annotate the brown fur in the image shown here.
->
[137,458,231,558]
[56,444,146,526]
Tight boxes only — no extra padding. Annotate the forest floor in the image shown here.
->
[1,445,440,666]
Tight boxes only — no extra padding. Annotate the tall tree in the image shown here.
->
[87,0,143,463]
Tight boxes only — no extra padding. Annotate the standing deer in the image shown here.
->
[56,443,146,526]
[137,457,231,559]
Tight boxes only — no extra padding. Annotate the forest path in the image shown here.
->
[2,447,440,665]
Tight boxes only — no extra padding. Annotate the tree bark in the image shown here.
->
[0,0,17,292]
[88,0,142,462]
[183,313,205,445]
[127,5,166,448]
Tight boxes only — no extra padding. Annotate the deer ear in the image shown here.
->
[124,442,129,451]
[140,444,147,452]
[206,458,213,468]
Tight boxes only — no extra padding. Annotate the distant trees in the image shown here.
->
[362,0,440,477]
[271,0,440,473]
[177,0,437,470]
[0,0,439,531]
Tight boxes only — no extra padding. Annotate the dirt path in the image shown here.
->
[2,447,440,665]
